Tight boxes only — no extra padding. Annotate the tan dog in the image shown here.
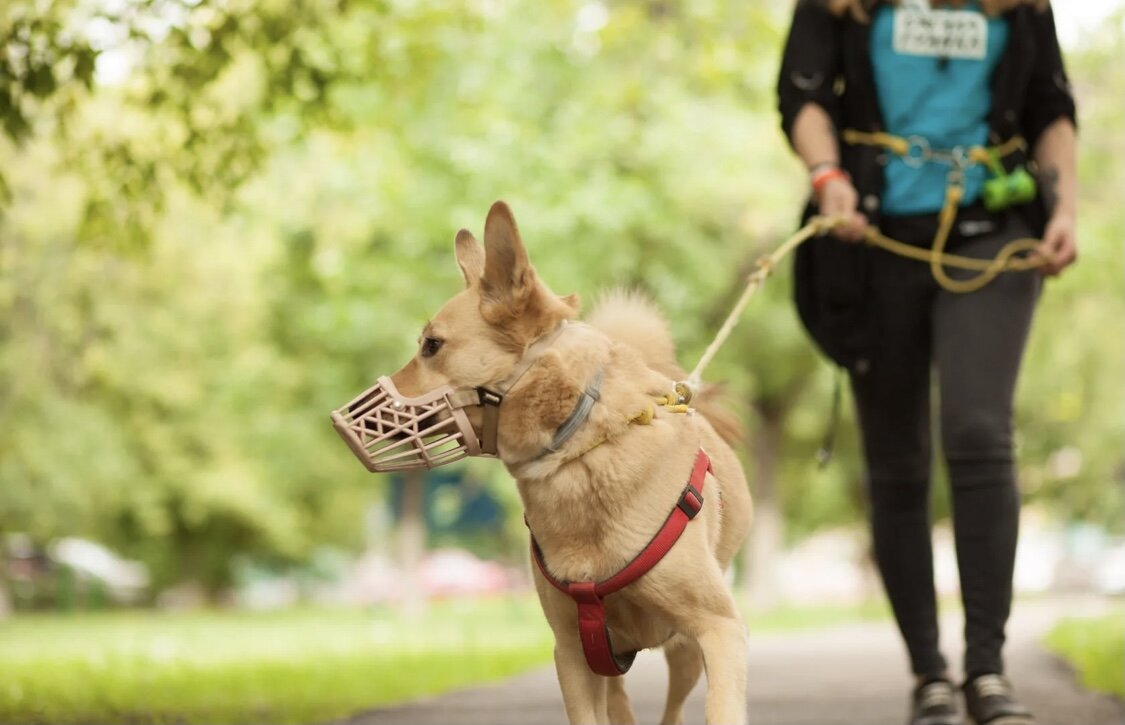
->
[388,201,753,725]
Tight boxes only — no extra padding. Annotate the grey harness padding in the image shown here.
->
[536,368,604,460]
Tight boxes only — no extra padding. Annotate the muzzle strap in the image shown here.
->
[478,388,503,456]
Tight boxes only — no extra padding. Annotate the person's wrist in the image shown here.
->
[807,160,840,175]
[811,165,851,198]
[1050,201,1076,220]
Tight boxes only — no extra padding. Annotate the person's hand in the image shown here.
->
[816,175,868,242]
[1035,208,1077,276]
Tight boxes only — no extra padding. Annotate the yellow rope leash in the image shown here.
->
[686,219,830,388]
[841,129,1026,166]
[563,397,689,460]
[680,131,1045,392]
[840,129,1042,293]
[868,185,1042,294]
[684,198,1044,388]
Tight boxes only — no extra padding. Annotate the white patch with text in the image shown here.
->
[894,6,988,60]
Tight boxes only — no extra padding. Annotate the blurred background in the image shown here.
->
[0,1,1121,723]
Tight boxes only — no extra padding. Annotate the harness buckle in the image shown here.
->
[677,485,704,520]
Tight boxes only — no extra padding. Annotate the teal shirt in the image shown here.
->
[870,3,1009,215]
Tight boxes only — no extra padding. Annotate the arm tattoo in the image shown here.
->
[1038,166,1060,217]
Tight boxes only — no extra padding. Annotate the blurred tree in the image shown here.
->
[0,0,1120,598]
[1014,13,1125,530]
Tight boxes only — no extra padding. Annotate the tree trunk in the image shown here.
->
[398,471,428,619]
[743,401,786,610]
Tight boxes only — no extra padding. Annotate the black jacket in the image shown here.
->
[777,0,1076,370]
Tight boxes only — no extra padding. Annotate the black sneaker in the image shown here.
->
[963,674,1034,725]
[911,678,960,725]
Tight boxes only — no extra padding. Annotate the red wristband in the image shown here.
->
[811,166,851,196]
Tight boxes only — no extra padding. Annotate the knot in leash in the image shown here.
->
[752,256,775,279]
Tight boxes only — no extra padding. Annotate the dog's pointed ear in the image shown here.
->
[454,229,485,288]
[482,201,533,299]
[561,293,581,311]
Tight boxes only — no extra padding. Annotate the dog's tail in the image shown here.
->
[586,289,744,447]
[587,290,681,379]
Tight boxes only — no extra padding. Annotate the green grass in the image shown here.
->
[0,598,555,725]
[1046,611,1125,698]
[743,597,891,631]
[0,596,890,724]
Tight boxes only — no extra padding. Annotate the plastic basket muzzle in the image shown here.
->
[330,376,483,472]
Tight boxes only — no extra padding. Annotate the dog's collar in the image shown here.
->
[532,367,604,461]
[496,323,607,466]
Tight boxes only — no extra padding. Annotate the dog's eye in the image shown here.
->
[421,337,444,358]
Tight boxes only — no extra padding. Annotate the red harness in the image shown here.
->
[529,448,711,677]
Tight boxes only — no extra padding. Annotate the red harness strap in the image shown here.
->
[529,448,711,677]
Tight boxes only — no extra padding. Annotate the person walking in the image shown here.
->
[777,1,1077,724]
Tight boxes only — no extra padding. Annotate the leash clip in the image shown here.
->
[673,380,695,406]
[950,145,971,170]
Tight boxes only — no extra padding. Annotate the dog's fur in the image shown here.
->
[390,202,753,724]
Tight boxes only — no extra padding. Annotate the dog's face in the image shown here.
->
[388,202,578,412]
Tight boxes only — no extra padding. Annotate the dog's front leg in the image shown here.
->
[694,612,749,725]
[606,675,636,725]
[554,642,609,725]
[660,635,704,725]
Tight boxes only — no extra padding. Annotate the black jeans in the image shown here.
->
[850,209,1040,679]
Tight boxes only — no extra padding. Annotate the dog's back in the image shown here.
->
[587,290,744,446]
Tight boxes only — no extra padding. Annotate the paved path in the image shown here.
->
[342,598,1123,725]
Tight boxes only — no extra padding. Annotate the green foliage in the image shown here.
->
[0,1,1121,592]
[0,3,97,142]
[1015,11,1125,532]
[1046,611,1125,698]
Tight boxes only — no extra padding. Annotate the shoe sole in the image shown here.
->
[973,716,1034,725]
